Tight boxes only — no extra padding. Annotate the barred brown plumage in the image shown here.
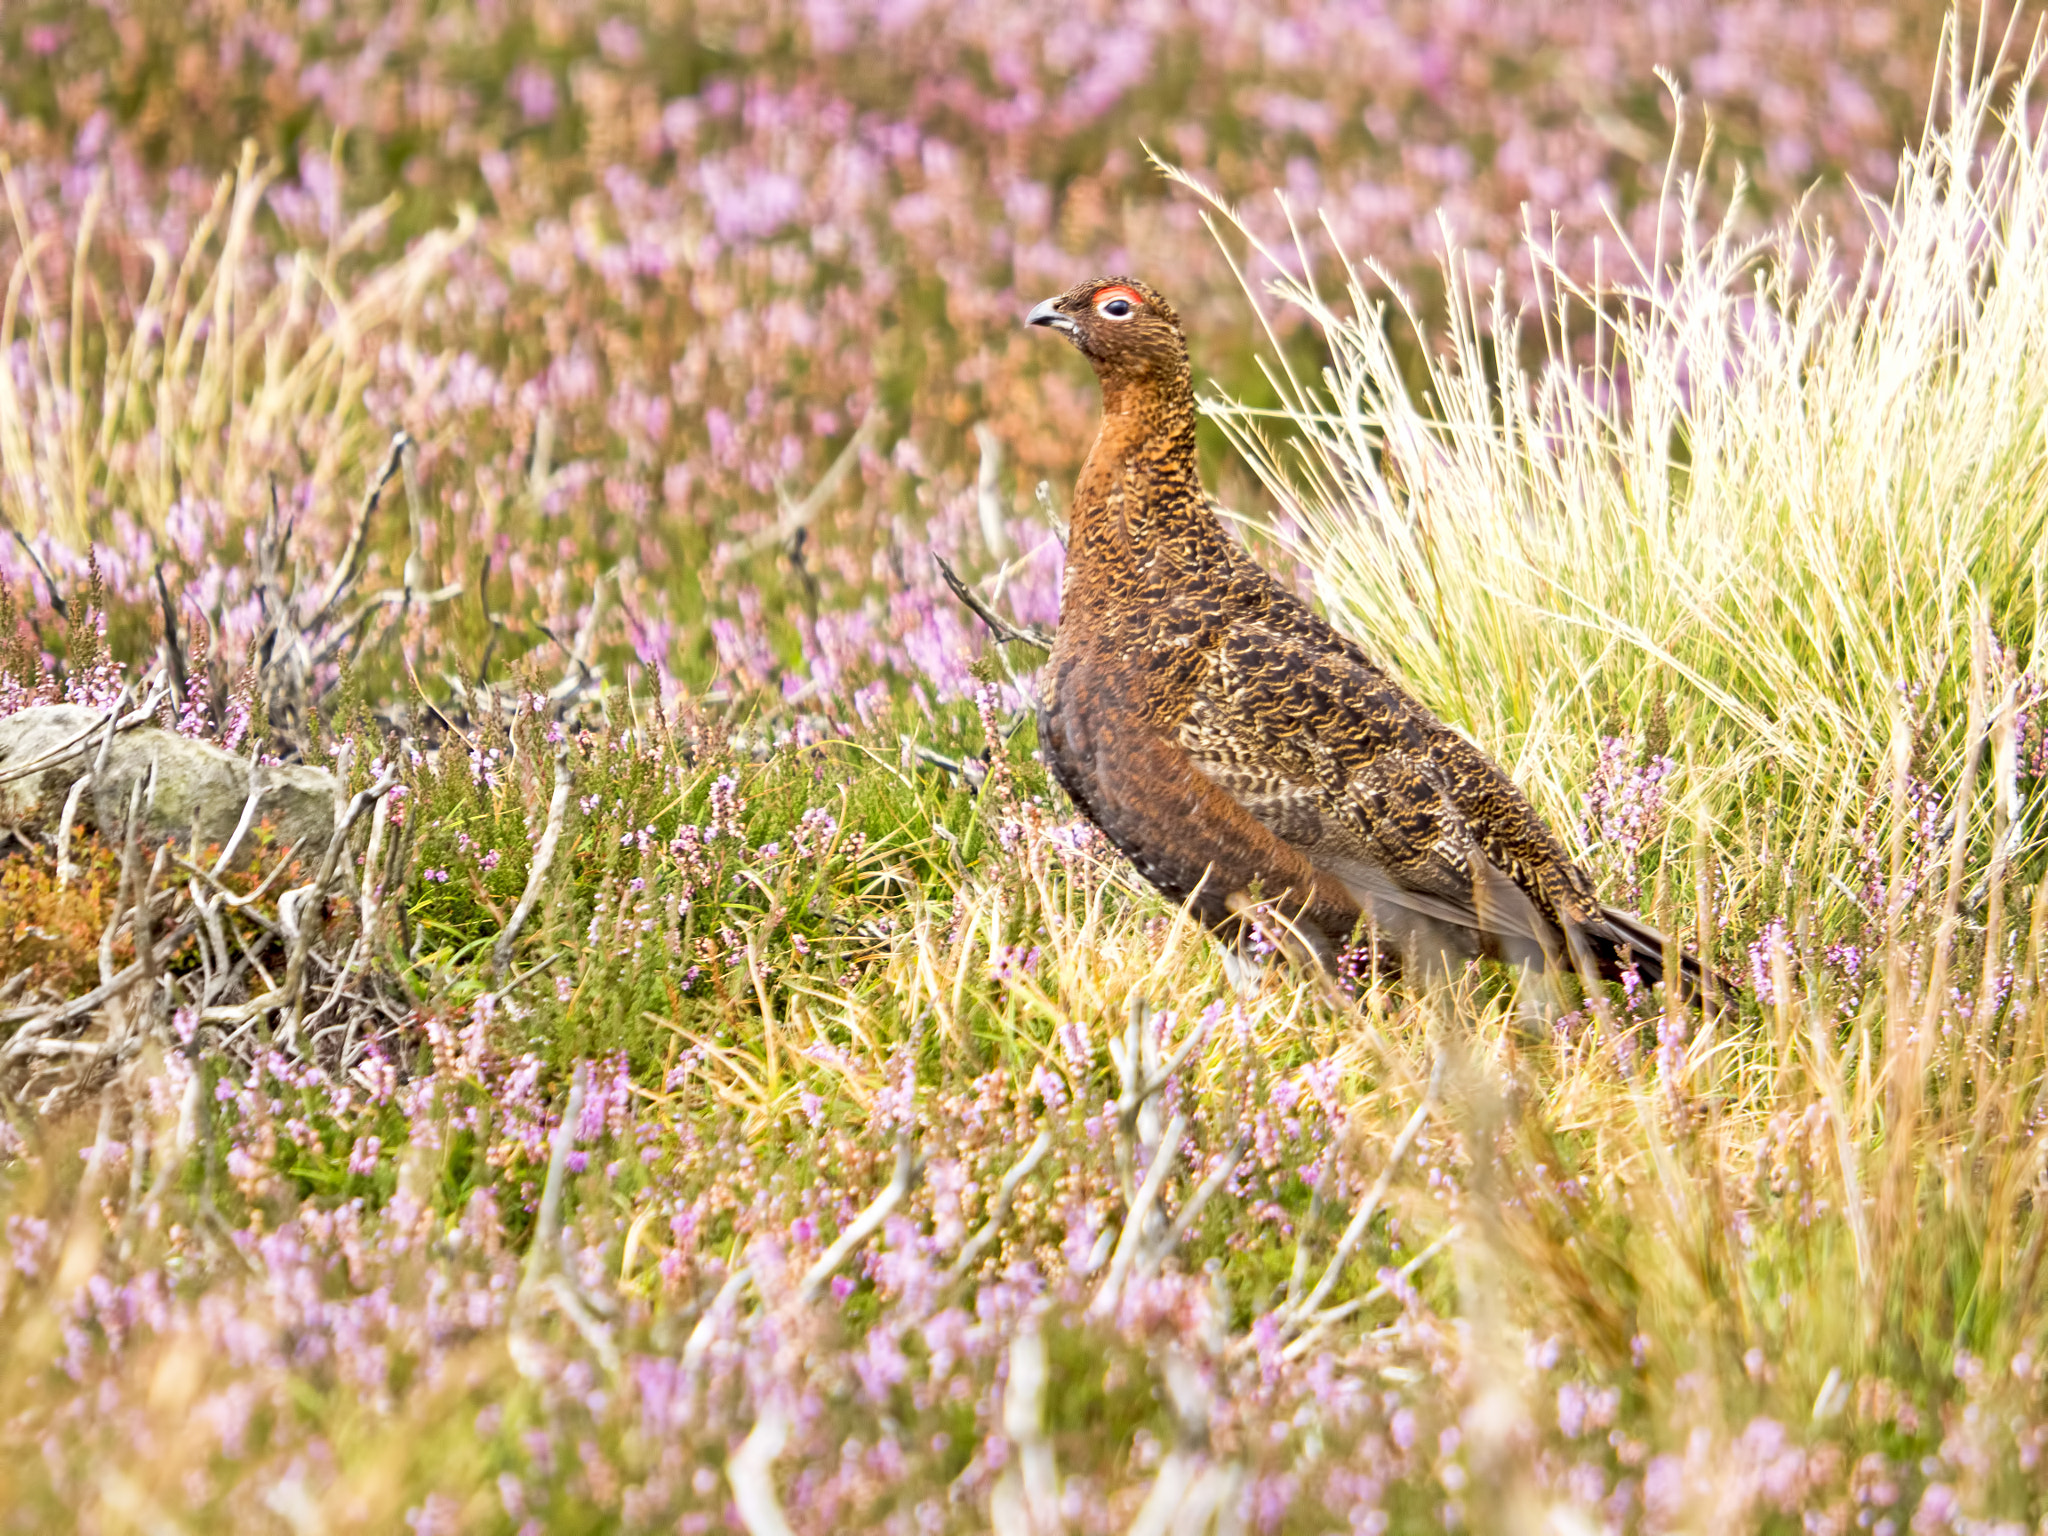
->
[1026,275,1707,1001]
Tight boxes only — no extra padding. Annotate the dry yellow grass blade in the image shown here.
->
[0,146,470,550]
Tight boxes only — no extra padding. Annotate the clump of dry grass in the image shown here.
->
[0,145,467,548]
[1186,14,2045,911]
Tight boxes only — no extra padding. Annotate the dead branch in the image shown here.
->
[184,880,234,1013]
[1124,1347,1241,1536]
[176,840,306,912]
[727,1404,797,1536]
[241,435,431,749]
[0,916,198,1060]
[153,562,189,714]
[198,771,396,1031]
[1278,1048,1442,1334]
[1106,994,1214,1207]
[306,431,410,631]
[1277,1223,1460,1363]
[0,681,166,787]
[492,745,574,981]
[737,407,884,558]
[796,1133,922,1304]
[934,552,1054,650]
[300,769,402,1045]
[940,1128,1052,1290]
[208,769,274,878]
[540,1270,621,1375]
[310,580,465,669]
[6,521,68,620]
[1149,1133,1247,1265]
[973,422,1012,561]
[989,1322,1061,1536]
[518,1059,587,1305]
[1089,1111,1187,1319]
[507,1062,623,1376]
[54,684,139,888]
[119,772,166,1052]
[681,1265,753,1379]
[53,770,92,888]
[353,786,395,961]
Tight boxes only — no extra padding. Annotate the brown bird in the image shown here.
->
[1026,276,1703,1000]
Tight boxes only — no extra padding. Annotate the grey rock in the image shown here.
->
[0,704,337,861]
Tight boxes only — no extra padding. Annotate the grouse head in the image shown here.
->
[1027,277,1189,395]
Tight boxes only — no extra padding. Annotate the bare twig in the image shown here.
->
[1150,1133,1248,1263]
[153,562,189,713]
[493,746,574,981]
[1277,1223,1460,1363]
[934,552,1054,649]
[727,1405,797,1536]
[303,773,401,1046]
[306,431,409,631]
[0,681,165,786]
[797,1133,922,1304]
[353,787,395,961]
[5,521,67,620]
[737,408,885,558]
[185,882,233,1011]
[541,1270,621,1375]
[989,1322,1061,1536]
[198,772,394,1028]
[311,580,465,668]
[1125,1347,1241,1536]
[1281,1049,1442,1331]
[498,948,566,995]
[1118,998,1212,1128]
[1090,1111,1187,1319]
[506,1063,623,1375]
[207,770,274,878]
[1105,994,1214,1207]
[519,1060,588,1305]
[525,568,613,708]
[119,775,165,1050]
[0,917,198,1057]
[88,686,131,781]
[53,770,92,888]
[973,421,1012,560]
[681,1265,753,1379]
[941,1129,1052,1290]
[51,683,140,886]
[177,840,307,912]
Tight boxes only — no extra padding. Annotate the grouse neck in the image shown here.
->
[1096,372,1198,455]
[1059,371,1232,610]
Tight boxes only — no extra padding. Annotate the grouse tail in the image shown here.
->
[1583,904,1721,1009]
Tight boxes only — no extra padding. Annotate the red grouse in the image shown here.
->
[1027,276,1701,998]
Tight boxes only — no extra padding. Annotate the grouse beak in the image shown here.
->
[1026,296,1075,334]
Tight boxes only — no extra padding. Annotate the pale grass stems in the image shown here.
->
[0,145,465,550]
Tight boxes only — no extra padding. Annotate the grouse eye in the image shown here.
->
[1092,285,1144,320]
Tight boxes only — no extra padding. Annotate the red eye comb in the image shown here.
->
[1093,284,1144,308]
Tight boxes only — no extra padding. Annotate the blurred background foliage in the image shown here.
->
[0,0,1977,718]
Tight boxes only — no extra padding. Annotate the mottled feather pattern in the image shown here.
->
[1027,275,1704,998]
